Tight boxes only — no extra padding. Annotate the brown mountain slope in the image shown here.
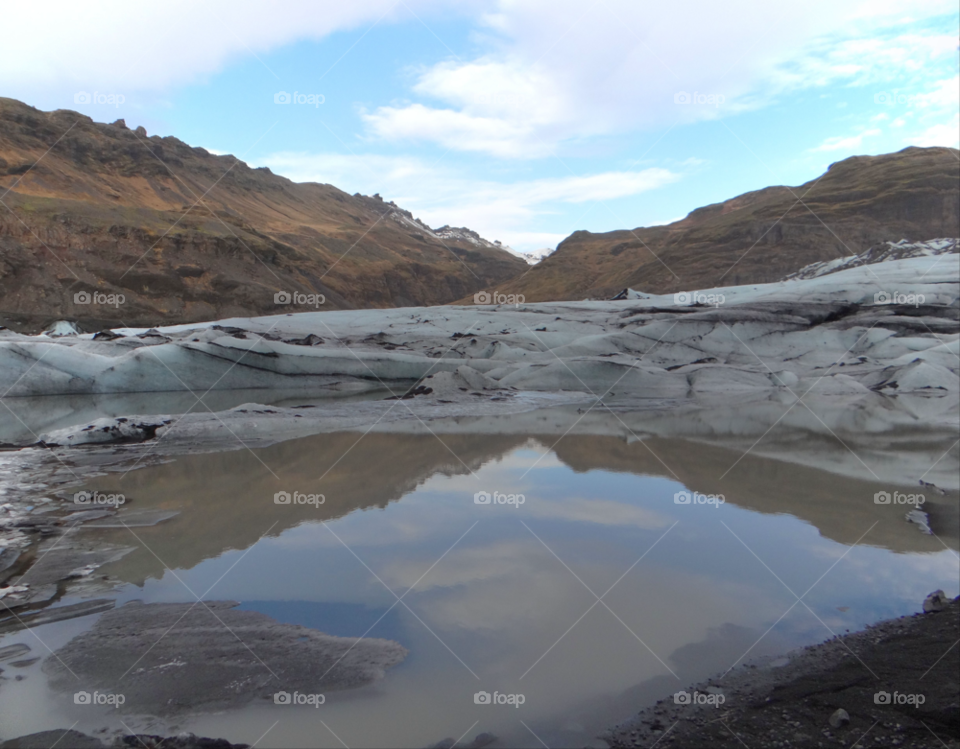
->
[0,98,527,332]
[494,146,959,302]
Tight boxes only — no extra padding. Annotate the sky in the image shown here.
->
[2,0,957,254]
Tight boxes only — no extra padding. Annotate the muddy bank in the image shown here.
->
[606,596,960,749]
[42,600,408,716]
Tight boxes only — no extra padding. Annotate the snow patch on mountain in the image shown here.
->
[363,194,547,263]
[380,207,525,260]
[784,238,958,281]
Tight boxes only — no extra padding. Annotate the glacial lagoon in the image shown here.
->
[2,411,956,748]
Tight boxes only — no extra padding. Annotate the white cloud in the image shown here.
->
[810,128,882,152]
[258,151,680,250]
[812,74,959,153]
[9,1,954,160]
[913,74,960,110]
[362,0,959,157]
[0,0,443,92]
[912,113,960,148]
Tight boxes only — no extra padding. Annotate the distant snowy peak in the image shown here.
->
[784,238,958,281]
[520,247,555,265]
[501,246,554,265]
[383,210,511,252]
[384,206,553,264]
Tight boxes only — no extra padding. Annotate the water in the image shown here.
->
[1,426,957,747]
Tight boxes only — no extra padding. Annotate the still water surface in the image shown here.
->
[1,428,956,747]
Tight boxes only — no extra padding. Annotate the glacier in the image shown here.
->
[1,253,955,404]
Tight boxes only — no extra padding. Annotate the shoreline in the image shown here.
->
[604,596,960,749]
[3,599,957,748]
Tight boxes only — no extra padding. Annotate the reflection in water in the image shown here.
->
[0,419,957,748]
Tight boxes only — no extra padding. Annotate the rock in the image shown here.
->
[284,334,324,346]
[924,590,948,613]
[134,125,147,137]
[828,708,850,728]
[111,119,127,129]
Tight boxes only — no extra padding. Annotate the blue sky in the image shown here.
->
[3,1,957,253]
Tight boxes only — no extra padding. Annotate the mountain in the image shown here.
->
[431,228,554,266]
[0,98,527,332]
[514,247,555,265]
[493,146,959,302]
